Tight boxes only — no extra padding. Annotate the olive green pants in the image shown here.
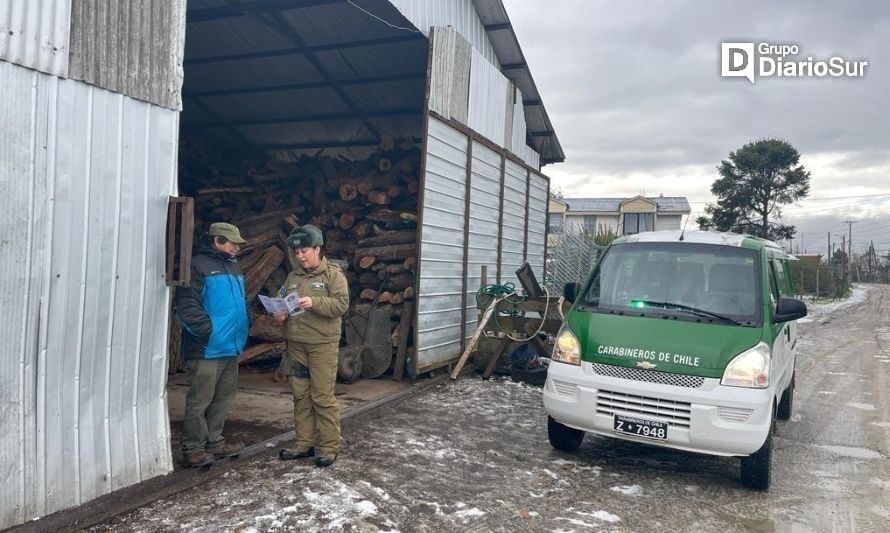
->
[182,357,238,454]
[284,341,341,455]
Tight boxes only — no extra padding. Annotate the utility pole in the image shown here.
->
[827,232,831,263]
[843,220,857,265]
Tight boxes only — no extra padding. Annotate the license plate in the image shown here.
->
[613,414,668,440]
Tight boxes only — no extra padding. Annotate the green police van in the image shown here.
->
[543,230,807,490]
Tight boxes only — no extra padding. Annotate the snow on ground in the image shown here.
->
[798,285,871,322]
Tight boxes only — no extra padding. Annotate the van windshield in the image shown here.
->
[580,242,761,325]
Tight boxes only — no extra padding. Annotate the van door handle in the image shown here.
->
[785,326,790,342]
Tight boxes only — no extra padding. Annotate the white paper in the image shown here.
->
[258,293,304,315]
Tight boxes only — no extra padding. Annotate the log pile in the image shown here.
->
[173,136,420,379]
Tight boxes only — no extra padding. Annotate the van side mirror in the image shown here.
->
[564,282,578,303]
[773,297,807,323]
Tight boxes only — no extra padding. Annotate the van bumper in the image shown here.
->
[542,361,774,457]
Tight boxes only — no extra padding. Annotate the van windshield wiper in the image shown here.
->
[630,300,741,325]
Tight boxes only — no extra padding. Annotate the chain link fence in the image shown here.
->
[544,229,603,293]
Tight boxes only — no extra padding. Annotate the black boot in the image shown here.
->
[279,447,314,460]
[315,455,337,468]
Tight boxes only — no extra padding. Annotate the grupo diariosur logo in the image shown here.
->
[721,42,868,83]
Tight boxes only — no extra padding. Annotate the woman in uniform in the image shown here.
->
[273,224,349,467]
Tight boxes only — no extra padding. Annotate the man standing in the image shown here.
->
[175,222,249,467]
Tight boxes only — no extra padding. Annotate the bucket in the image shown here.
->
[510,343,540,369]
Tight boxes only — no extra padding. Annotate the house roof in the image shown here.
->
[563,197,691,214]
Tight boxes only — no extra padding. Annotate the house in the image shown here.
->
[549,195,691,237]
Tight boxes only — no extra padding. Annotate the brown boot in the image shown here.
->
[208,442,245,459]
[183,450,214,468]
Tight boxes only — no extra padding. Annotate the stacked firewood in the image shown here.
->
[172,135,420,378]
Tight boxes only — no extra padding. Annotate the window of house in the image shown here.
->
[623,213,654,235]
[548,213,564,234]
[582,215,597,234]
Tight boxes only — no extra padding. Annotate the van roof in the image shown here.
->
[616,230,785,252]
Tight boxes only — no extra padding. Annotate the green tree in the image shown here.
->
[697,138,810,241]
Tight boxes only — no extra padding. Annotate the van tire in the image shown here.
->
[776,372,795,421]
[548,416,584,452]
[740,422,773,491]
[511,363,548,387]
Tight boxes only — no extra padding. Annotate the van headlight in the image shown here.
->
[553,324,581,366]
[721,342,770,388]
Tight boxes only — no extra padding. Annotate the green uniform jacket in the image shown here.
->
[284,257,349,344]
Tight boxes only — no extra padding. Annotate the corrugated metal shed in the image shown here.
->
[526,172,548,280]
[0,61,176,530]
[416,116,468,371]
[0,0,71,77]
[67,0,187,111]
[469,0,564,164]
[467,47,510,147]
[180,0,427,153]
[389,0,497,63]
[498,159,527,283]
[428,26,470,123]
[463,140,502,344]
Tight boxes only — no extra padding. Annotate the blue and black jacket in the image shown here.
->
[175,239,248,359]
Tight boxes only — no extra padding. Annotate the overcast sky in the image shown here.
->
[503,0,889,257]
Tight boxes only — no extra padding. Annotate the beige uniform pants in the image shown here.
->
[286,341,341,455]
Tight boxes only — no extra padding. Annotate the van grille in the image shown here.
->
[596,390,692,428]
[590,363,705,389]
[717,406,753,423]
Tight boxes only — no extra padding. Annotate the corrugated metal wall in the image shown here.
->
[0,61,176,530]
[467,47,510,147]
[416,116,469,371]
[68,0,187,111]
[426,23,539,169]
[463,140,502,343]
[498,159,527,284]
[527,171,549,281]
[0,0,71,77]
[389,0,497,64]
[428,26,471,124]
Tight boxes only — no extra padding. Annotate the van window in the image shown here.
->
[773,258,793,297]
[581,242,762,324]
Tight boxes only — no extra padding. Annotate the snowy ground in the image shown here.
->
[92,284,890,532]
[798,284,871,323]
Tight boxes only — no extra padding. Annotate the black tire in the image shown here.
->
[548,416,584,452]
[510,362,548,387]
[740,422,773,490]
[776,372,795,421]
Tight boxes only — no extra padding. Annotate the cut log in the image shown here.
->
[237,342,286,365]
[402,286,415,300]
[392,301,414,381]
[339,183,358,202]
[378,291,394,304]
[404,256,416,272]
[358,256,377,269]
[353,243,417,266]
[378,158,392,172]
[244,246,285,299]
[337,212,355,230]
[357,229,416,248]
[379,133,395,152]
[250,314,286,342]
[360,288,379,301]
[367,190,390,205]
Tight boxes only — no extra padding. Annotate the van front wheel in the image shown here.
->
[740,426,772,490]
[776,372,795,421]
[548,416,584,452]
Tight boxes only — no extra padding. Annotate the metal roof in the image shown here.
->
[180,0,562,162]
[564,197,692,214]
[470,0,564,164]
[182,0,429,153]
